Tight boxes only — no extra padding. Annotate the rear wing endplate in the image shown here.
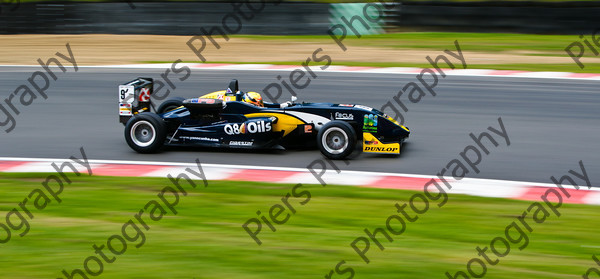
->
[118,77,153,124]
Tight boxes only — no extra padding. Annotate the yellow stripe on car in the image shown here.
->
[245,112,305,137]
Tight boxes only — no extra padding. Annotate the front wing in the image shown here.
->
[362,132,401,154]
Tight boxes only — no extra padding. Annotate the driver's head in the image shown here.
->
[243,92,264,107]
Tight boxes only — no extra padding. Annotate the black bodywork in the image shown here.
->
[161,100,409,150]
[119,78,410,157]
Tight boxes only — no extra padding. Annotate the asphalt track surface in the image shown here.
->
[0,66,598,184]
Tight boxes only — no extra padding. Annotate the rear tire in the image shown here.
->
[125,113,167,153]
[157,97,185,114]
[317,121,357,160]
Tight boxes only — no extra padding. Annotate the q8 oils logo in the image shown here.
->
[225,121,272,135]
[363,114,378,132]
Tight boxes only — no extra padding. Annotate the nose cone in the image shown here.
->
[393,127,410,138]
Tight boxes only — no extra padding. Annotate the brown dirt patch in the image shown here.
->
[1,34,599,66]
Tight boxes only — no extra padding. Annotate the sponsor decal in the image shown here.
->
[225,121,272,135]
[229,141,253,146]
[365,146,399,152]
[119,85,134,116]
[138,87,150,102]
[223,96,235,102]
[191,98,216,104]
[180,136,219,142]
[363,114,378,132]
[334,112,354,120]
[364,140,378,145]
[304,125,313,134]
[119,103,132,116]
[355,105,373,111]
[339,104,354,107]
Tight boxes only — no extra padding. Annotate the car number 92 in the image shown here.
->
[224,121,272,135]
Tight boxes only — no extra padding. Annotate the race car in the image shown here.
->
[118,78,410,159]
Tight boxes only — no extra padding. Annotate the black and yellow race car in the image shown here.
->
[118,78,410,159]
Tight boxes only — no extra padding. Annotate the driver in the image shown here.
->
[222,88,264,107]
[242,91,264,107]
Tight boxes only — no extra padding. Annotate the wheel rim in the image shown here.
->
[322,127,348,154]
[130,120,156,147]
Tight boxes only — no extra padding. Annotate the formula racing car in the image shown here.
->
[118,78,410,159]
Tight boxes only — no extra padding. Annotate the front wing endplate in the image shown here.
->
[362,133,400,154]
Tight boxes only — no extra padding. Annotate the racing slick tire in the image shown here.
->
[157,97,185,114]
[125,113,167,153]
[317,121,357,160]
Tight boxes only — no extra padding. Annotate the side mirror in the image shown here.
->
[291,96,298,103]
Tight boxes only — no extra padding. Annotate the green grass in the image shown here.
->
[233,33,589,53]
[0,173,597,278]
[146,32,600,73]
[146,60,600,73]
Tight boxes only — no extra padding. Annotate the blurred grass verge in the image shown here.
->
[1,32,598,72]
[0,172,597,278]
[148,60,600,73]
[151,33,600,73]
[234,33,582,53]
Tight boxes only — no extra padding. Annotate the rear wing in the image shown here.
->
[118,78,153,124]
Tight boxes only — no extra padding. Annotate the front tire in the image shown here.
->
[124,113,167,153]
[317,121,357,160]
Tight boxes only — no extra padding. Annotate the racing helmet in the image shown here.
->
[243,91,264,107]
